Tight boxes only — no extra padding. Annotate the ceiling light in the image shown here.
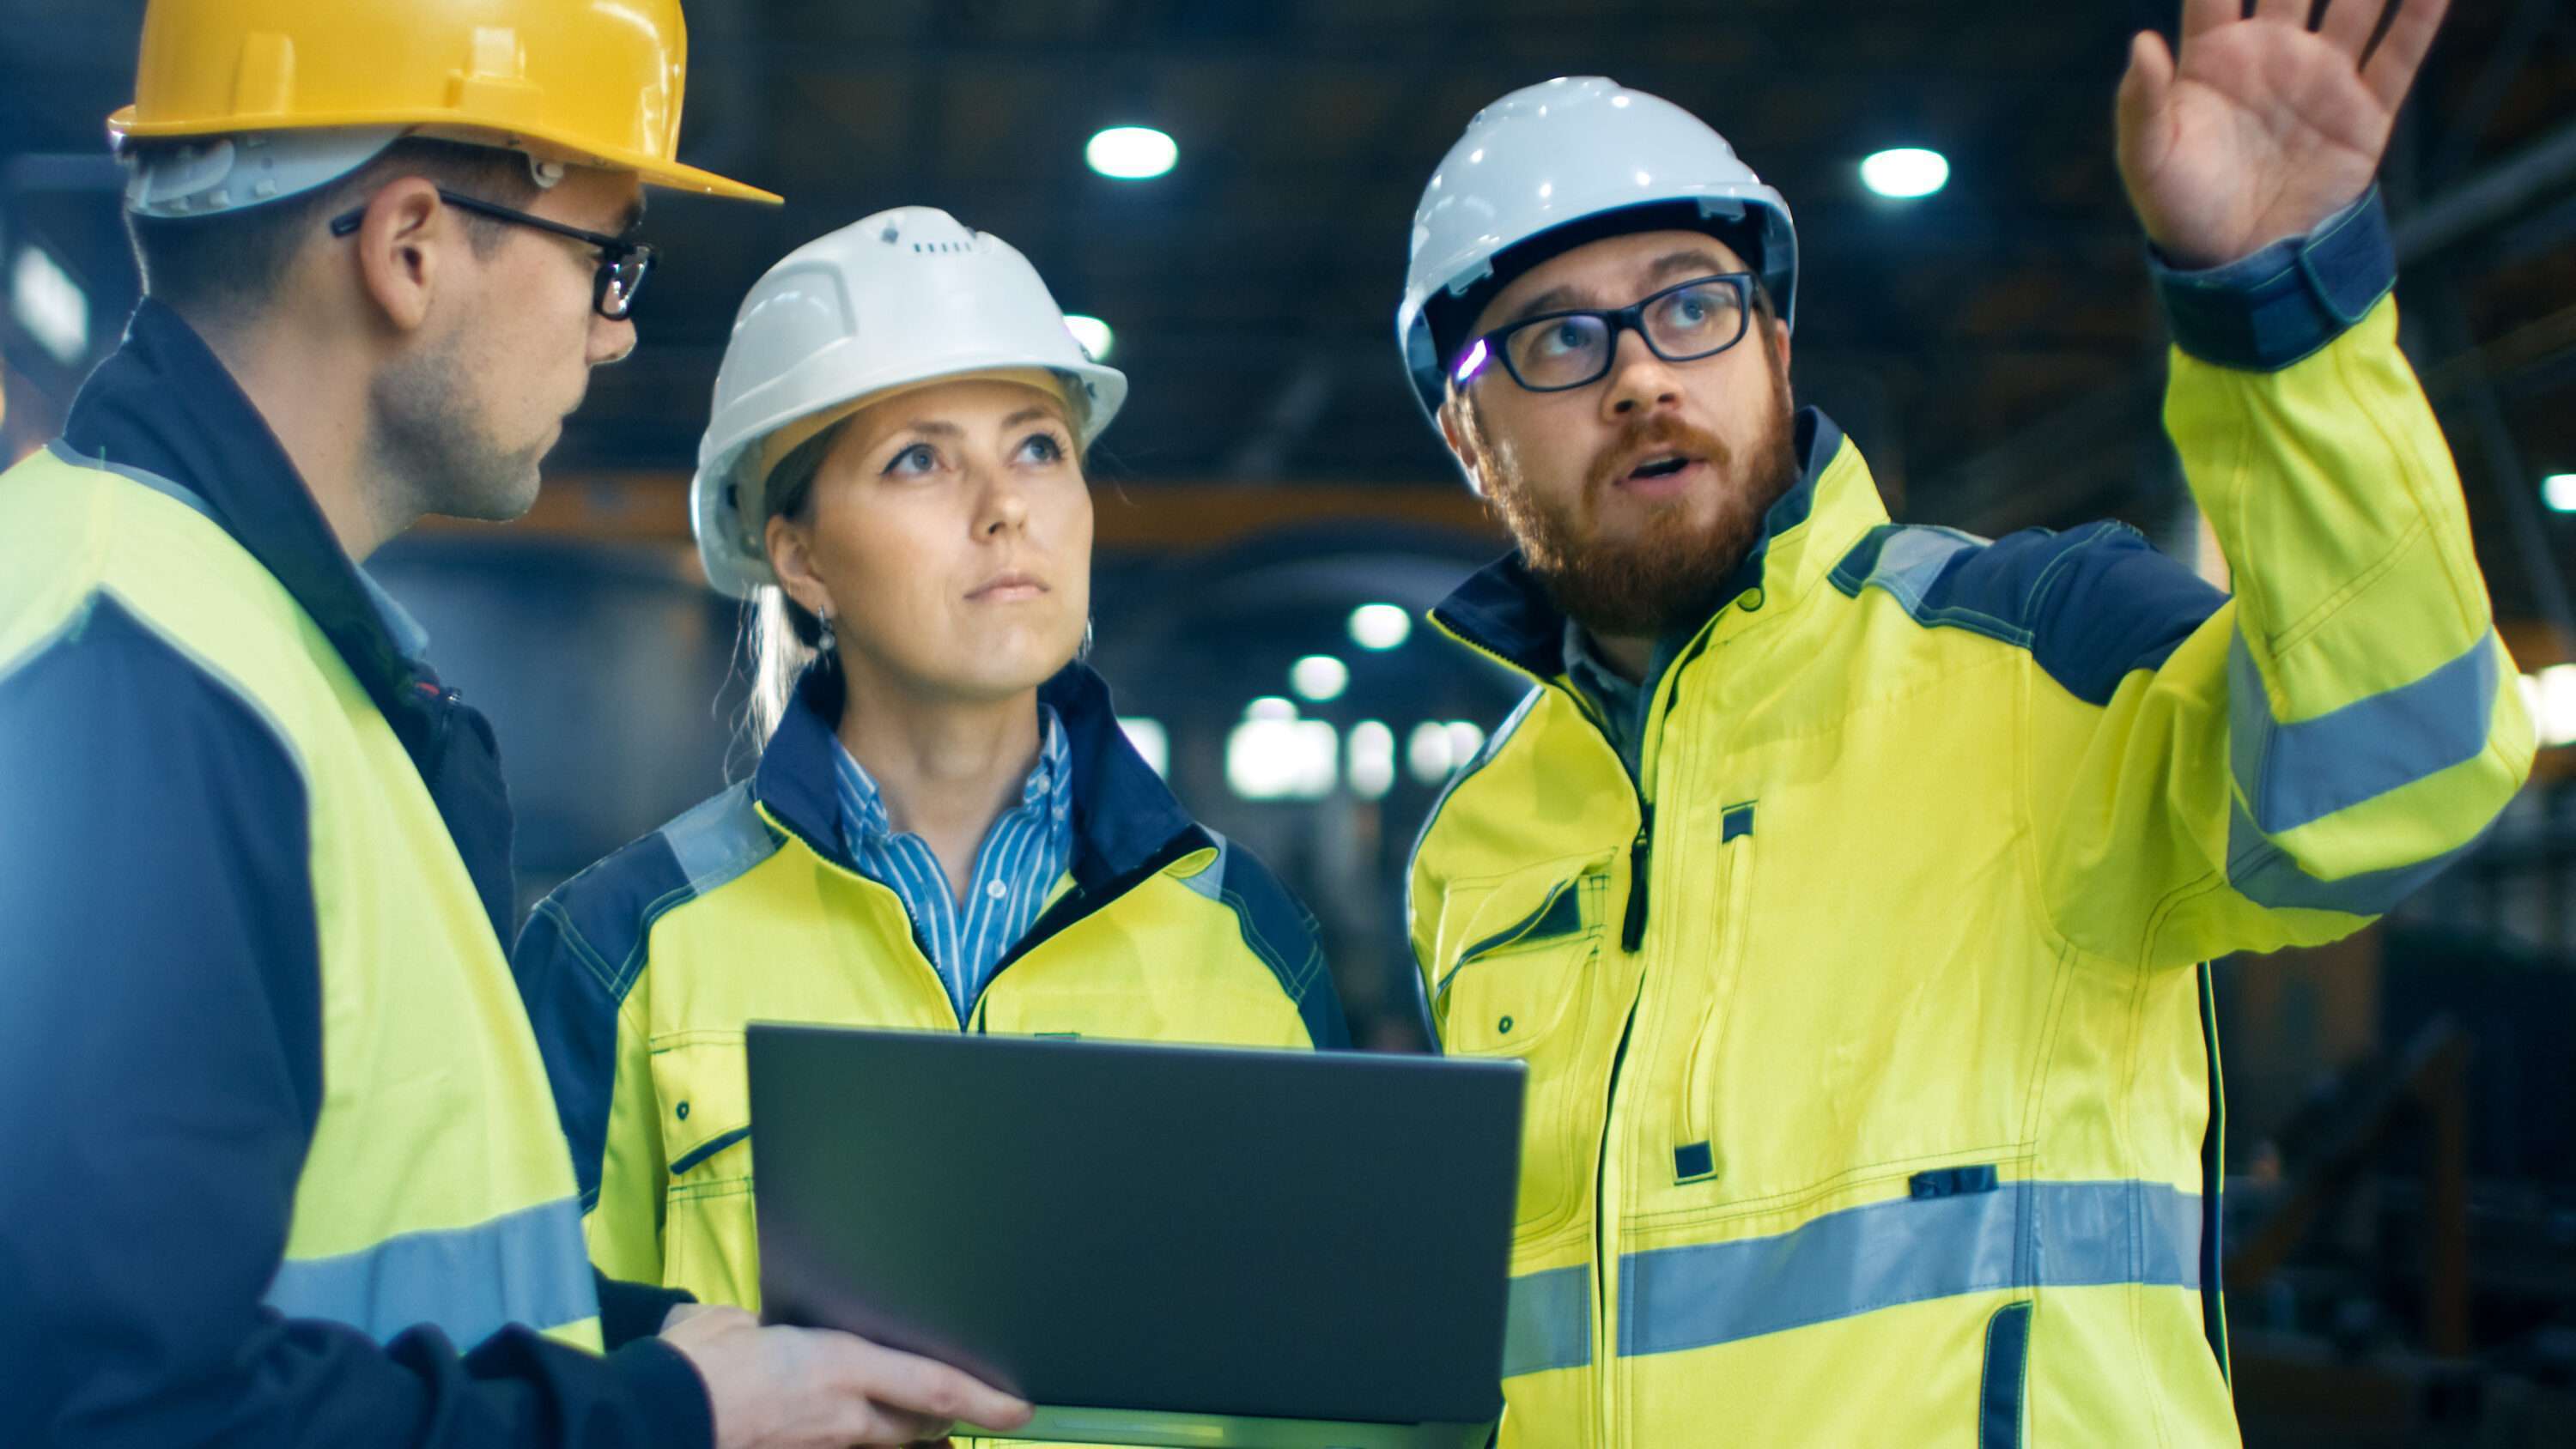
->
[1086,126,1177,181]
[1291,655,1349,701]
[1348,603,1412,651]
[1348,721,1395,799]
[11,245,88,365]
[1861,148,1949,200]
[2543,474,2576,513]
[1064,314,1114,362]
[1245,696,1297,721]
[1117,717,1167,778]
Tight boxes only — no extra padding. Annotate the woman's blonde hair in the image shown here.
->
[739,420,850,747]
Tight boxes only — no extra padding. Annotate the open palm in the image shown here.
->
[2117,0,2451,268]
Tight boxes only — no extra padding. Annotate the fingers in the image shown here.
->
[2179,0,2239,46]
[2116,31,2177,172]
[2315,0,2385,60]
[2364,0,2451,110]
[2251,0,2306,27]
[829,1336,1034,1432]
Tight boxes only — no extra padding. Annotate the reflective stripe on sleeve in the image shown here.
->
[263,1195,599,1349]
[2227,628,2500,835]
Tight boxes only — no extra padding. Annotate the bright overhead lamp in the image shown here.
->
[11,245,88,365]
[1117,717,1168,778]
[1861,148,1949,200]
[1086,126,1177,181]
[1348,603,1412,652]
[1064,314,1114,362]
[1291,655,1349,702]
[2543,474,2576,514]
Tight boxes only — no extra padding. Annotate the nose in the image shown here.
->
[588,311,637,368]
[976,464,1030,538]
[1599,328,1684,423]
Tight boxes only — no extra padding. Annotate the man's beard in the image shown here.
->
[368,332,549,526]
[1479,373,1802,640]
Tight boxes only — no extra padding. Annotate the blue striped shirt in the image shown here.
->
[830,706,1075,1022]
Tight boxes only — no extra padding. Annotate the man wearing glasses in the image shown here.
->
[1400,3,2527,1444]
[0,3,1026,1446]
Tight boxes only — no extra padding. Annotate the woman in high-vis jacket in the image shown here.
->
[512,207,1347,1315]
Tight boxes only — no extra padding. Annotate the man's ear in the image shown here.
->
[1437,392,1492,494]
[1770,315,1793,376]
[348,177,448,334]
[764,511,835,621]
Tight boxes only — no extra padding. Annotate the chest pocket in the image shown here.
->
[1435,870,1607,1237]
[647,1029,761,1307]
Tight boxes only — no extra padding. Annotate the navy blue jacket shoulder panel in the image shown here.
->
[1830,520,2229,707]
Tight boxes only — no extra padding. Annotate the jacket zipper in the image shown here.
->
[1619,805,1654,953]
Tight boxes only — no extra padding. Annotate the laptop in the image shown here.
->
[747,1024,1526,1448]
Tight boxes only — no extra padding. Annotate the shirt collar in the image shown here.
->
[832,704,1070,851]
[356,568,433,664]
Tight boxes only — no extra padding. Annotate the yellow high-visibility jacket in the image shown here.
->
[1408,197,2531,1446]
[512,659,1346,1312]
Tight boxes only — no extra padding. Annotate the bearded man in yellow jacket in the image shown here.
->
[1394,2,2530,1444]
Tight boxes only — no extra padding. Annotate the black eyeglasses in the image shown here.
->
[328,189,656,321]
[1453,272,1756,394]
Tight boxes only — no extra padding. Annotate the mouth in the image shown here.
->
[968,570,1049,602]
[1613,451,1706,497]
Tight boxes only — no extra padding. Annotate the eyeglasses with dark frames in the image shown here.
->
[1452,272,1757,394]
[328,188,656,321]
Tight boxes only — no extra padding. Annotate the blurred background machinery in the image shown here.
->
[5,3,2573,1440]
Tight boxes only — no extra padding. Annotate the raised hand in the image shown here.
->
[2116,0,2450,268]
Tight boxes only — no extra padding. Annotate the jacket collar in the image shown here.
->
[1431,408,1885,681]
[58,300,444,749]
[756,656,1203,889]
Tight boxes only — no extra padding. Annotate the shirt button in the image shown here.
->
[985,879,1007,901]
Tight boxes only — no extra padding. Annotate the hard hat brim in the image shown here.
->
[107,106,781,205]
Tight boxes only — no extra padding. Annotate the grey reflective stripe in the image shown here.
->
[263,1196,598,1349]
[1502,1263,1593,1378]
[2223,794,2483,916]
[1179,828,1230,902]
[2228,628,2499,834]
[46,439,218,521]
[1617,1180,2200,1359]
[1838,526,2021,643]
[663,780,779,891]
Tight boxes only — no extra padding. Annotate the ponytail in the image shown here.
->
[735,420,850,748]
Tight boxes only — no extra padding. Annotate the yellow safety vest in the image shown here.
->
[0,446,603,1354]
[1409,297,2530,1446]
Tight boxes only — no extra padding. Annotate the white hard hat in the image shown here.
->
[1396,76,1798,432]
[691,206,1127,598]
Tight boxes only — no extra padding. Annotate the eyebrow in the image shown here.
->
[999,405,1063,431]
[1496,248,1738,328]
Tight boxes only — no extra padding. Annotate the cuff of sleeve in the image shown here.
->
[607,1338,717,1449]
[2151,185,2396,372]
[594,1269,696,1351]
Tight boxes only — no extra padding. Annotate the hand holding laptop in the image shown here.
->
[663,1302,1034,1447]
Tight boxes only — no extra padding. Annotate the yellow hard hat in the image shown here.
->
[107,0,779,203]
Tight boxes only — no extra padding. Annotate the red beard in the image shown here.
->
[1482,383,1801,640]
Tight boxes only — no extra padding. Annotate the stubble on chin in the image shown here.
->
[368,332,551,525]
